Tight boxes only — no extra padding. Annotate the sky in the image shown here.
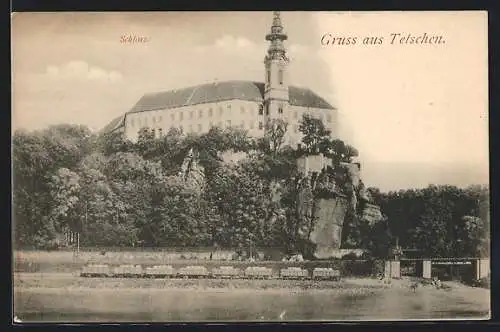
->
[11,11,489,191]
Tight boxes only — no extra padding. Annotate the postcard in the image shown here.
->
[11,11,490,322]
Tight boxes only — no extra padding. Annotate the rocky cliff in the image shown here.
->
[296,153,383,258]
[310,196,349,259]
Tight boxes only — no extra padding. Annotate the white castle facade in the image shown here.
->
[102,12,338,147]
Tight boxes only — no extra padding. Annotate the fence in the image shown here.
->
[391,257,489,281]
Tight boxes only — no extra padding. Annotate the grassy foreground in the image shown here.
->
[13,273,491,322]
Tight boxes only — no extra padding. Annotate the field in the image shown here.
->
[12,250,490,322]
[13,272,490,322]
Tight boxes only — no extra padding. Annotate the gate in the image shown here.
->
[400,259,422,277]
[431,258,476,281]
[386,257,480,281]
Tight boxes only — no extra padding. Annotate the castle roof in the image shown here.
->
[102,80,335,134]
[101,115,125,134]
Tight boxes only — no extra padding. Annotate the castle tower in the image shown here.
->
[264,11,290,125]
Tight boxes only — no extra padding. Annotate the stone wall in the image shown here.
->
[296,153,332,174]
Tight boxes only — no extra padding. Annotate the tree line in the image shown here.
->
[12,115,489,258]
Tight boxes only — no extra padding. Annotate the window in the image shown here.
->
[219,107,223,116]
[189,111,193,120]
[179,112,184,121]
[293,111,298,119]
[327,114,332,123]
[197,124,202,132]
[259,122,263,130]
[158,128,163,137]
[265,104,270,116]
[137,118,141,127]
[171,113,175,122]
[152,116,156,124]
[266,69,271,84]
[278,107,283,114]
[279,69,283,85]
[227,104,232,110]
[258,105,264,115]
[240,106,245,114]
[208,108,213,117]
[199,110,203,119]
[158,115,162,122]
[249,122,254,130]
[144,117,148,125]
[188,124,193,132]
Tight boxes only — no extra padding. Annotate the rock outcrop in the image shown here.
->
[179,148,205,194]
[296,153,383,259]
[310,196,349,259]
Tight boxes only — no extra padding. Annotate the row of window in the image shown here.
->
[129,105,260,128]
[138,121,267,136]
[128,106,333,128]
[145,129,303,147]
[138,121,304,139]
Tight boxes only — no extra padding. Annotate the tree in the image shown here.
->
[257,118,288,155]
[39,124,93,171]
[298,114,331,153]
[103,152,165,247]
[13,121,489,257]
[13,131,52,247]
[49,168,81,234]
[374,184,490,258]
[97,131,134,156]
[13,125,93,248]
[322,138,359,164]
[135,127,159,159]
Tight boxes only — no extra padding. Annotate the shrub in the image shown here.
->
[341,252,359,260]
[471,275,490,289]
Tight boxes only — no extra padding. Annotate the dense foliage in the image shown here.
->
[12,115,489,259]
[367,185,489,258]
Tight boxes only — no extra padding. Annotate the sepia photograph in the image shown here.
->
[11,11,490,322]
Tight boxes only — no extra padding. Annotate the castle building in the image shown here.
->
[102,12,337,146]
